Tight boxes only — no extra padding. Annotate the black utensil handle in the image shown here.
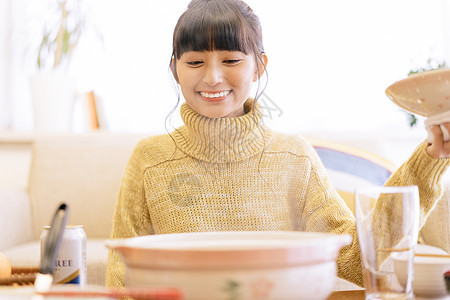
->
[40,203,70,275]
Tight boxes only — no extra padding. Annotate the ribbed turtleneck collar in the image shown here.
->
[172,99,272,163]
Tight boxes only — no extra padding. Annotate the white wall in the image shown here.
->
[1,0,448,135]
[253,0,445,134]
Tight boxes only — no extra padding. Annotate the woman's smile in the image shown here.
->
[199,90,232,101]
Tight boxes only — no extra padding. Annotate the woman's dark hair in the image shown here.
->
[171,0,265,82]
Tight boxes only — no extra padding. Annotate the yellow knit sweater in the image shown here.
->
[106,99,449,288]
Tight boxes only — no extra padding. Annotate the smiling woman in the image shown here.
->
[0,0,449,133]
[174,51,265,118]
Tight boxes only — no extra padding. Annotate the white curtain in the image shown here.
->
[0,0,11,130]
[0,0,36,131]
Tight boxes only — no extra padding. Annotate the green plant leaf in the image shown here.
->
[63,29,71,54]
[37,33,50,70]
[408,113,417,127]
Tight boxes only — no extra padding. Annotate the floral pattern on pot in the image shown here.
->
[223,277,275,300]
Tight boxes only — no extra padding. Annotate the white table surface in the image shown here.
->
[0,286,110,300]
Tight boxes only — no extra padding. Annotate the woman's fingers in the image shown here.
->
[442,122,450,140]
[427,123,450,158]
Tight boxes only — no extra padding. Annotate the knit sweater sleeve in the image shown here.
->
[300,139,449,287]
[369,140,450,263]
[384,140,449,227]
[105,141,154,288]
[299,147,364,286]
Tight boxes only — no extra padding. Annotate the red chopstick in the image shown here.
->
[36,286,184,299]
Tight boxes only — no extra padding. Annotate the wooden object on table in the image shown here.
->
[86,90,100,131]
[415,252,450,258]
[327,290,365,300]
[379,248,450,258]
[0,266,39,286]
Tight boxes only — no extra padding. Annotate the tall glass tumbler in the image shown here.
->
[355,186,420,300]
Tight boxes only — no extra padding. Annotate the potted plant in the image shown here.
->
[36,0,84,71]
[30,0,85,132]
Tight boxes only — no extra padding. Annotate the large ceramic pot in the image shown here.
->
[106,231,352,300]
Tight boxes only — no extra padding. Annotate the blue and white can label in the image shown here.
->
[40,225,87,286]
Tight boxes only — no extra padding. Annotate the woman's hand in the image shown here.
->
[427,123,450,158]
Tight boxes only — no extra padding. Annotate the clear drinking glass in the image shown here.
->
[355,186,420,300]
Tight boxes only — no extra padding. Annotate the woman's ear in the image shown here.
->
[253,53,268,81]
[171,58,179,83]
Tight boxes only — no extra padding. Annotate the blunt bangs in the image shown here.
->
[173,1,254,59]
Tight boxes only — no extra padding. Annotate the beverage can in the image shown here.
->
[40,225,87,285]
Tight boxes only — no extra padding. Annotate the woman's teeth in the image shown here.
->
[200,91,230,98]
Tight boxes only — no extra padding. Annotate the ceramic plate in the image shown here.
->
[393,244,450,298]
[385,68,450,117]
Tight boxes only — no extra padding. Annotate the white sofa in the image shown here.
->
[0,133,145,285]
[0,133,448,287]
